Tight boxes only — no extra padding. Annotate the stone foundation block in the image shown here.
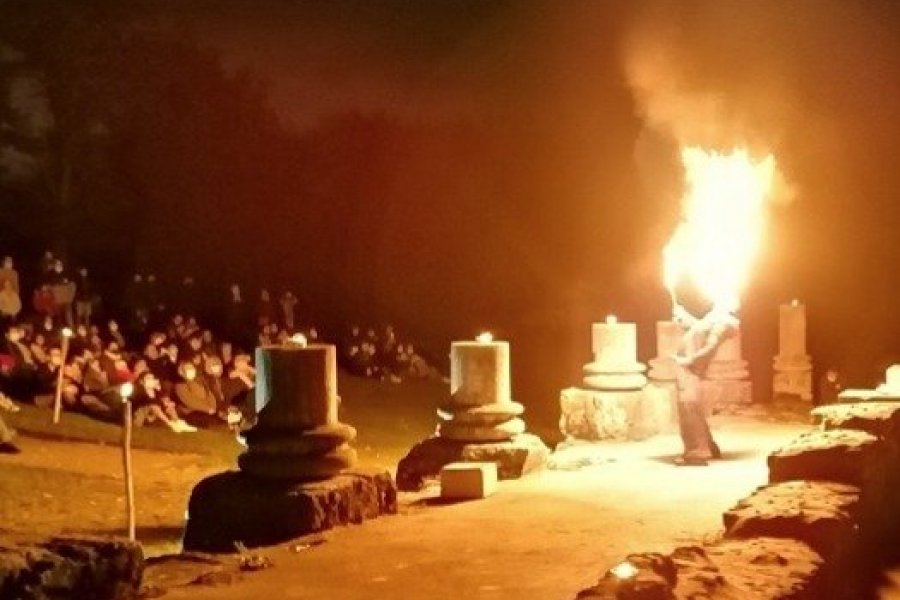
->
[440,462,497,500]
[723,480,862,559]
[396,433,548,491]
[183,469,397,552]
[768,429,881,487]
[574,538,825,600]
[559,386,671,441]
[0,535,144,600]
[812,402,900,442]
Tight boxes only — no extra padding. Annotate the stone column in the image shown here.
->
[183,342,396,552]
[700,325,752,411]
[396,334,549,491]
[773,301,813,401]
[582,317,648,390]
[559,317,669,442]
[648,320,683,382]
[238,344,357,480]
[438,340,525,442]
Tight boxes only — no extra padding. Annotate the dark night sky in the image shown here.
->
[5,1,900,433]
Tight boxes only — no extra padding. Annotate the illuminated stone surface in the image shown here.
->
[239,344,357,480]
[184,344,394,552]
[183,469,397,553]
[575,538,825,600]
[813,401,900,440]
[438,340,526,442]
[723,480,862,559]
[440,462,497,500]
[558,386,671,441]
[648,320,682,382]
[582,320,647,391]
[773,302,813,400]
[396,433,549,491]
[768,429,881,486]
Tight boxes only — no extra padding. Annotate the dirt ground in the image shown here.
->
[1,414,814,599]
[0,435,227,555]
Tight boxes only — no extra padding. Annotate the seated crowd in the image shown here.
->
[340,324,442,383]
[1,316,256,434]
[0,252,441,439]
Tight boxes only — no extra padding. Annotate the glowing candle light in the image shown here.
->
[476,331,494,344]
[606,315,618,325]
[289,333,308,348]
[609,560,638,580]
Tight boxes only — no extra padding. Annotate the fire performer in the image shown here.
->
[671,301,738,466]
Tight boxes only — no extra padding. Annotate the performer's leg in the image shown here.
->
[676,374,712,465]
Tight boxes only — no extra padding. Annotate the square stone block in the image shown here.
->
[440,462,497,500]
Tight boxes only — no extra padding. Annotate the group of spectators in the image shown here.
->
[2,315,256,435]
[341,325,441,383]
[0,251,441,454]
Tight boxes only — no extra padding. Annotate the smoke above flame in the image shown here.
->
[622,3,795,311]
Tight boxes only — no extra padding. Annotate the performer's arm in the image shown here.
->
[672,304,698,328]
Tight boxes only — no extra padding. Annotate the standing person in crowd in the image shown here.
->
[0,256,19,295]
[48,259,76,327]
[74,267,94,326]
[257,289,275,329]
[39,250,55,282]
[0,279,22,325]
[32,284,56,324]
[280,291,297,331]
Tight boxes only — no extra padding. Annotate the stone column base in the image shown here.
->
[395,433,549,491]
[700,379,752,414]
[558,386,673,442]
[183,469,397,552]
[774,368,813,401]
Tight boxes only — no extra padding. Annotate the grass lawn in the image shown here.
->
[6,370,447,469]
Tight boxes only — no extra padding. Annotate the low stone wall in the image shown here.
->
[0,535,143,600]
[574,401,900,599]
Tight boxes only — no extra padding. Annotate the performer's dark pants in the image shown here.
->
[676,371,717,456]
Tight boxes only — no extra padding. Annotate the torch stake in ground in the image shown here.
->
[52,327,74,425]
[120,382,136,541]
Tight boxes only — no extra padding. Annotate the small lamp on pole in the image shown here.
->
[120,381,136,542]
[52,327,74,424]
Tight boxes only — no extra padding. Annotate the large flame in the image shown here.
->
[663,147,776,310]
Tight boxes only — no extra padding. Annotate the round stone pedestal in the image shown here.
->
[582,321,647,391]
[399,338,549,489]
[184,343,394,551]
[183,469,397,552]
[438,340,526,442]
[239,344,357,480]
